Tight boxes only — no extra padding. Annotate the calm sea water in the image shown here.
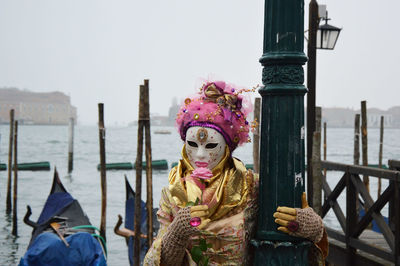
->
[0,125,399,265]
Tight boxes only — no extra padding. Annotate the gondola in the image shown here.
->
[114,176,159,266]
[19,169,107,266]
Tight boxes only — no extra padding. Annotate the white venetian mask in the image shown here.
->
[185,126,226,170]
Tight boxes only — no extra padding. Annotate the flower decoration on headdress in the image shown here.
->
[176,80,255,151]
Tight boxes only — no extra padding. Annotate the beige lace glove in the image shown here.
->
[290,207,324,242]
[161,206,210,266]
[273,192,324,243]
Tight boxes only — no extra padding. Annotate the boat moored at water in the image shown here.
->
[19,169,107,266]
[114,176,159,266]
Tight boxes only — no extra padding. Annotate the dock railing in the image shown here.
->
[321,160,400,265]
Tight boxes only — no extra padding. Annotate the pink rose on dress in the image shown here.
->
[185,167,212,191]
[191,167,213,180]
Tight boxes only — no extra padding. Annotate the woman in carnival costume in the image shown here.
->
[144,81,328,265]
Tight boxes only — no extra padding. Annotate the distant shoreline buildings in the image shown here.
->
[0,88,77,125]
[320,106,400,128]
[149,99,400,128]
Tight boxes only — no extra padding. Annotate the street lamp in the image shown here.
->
[317,11,342,50]
[306,1,341,210]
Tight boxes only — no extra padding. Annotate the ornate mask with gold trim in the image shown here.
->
[185,126,226,170]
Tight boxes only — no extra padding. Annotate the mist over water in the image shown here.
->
[0,125,399,265]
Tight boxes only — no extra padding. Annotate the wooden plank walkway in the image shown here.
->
[328,229,394,266]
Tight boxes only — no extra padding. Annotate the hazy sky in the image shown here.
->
[1,1,399,125]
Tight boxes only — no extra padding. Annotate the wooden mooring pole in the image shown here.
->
[312,133,322,215]
[68,117,74,173]
[253,98,261,174]
[144,79,154,247]
[361,101,369,193]
[377,116,384,197]
[353,113,361,213]
[98,103,107,242]
[353,114,360,165]
[315,107,321,142]
[312,107,322,215]
[134,84,145,266]
[12,120,18,236]
[6,109,14,214]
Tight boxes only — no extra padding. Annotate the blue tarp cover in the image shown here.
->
[37,192,74,224]
[19,232,106,266]
[359,209,389,233]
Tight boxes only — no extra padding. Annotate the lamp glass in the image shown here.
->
[317,26,341,50]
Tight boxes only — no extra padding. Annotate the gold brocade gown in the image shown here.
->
[143,145,327,265]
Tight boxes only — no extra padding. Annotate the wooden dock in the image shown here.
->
[321,160,400,266]
[328,229,394,265]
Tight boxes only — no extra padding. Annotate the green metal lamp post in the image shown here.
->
[252,0,311,264]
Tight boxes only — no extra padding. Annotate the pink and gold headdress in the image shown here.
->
[176,81,255,151]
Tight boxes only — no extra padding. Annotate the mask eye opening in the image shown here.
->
[205,143,218,149]
[187,141,198,147]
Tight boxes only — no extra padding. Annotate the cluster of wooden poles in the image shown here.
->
[97,80,153,265]
[134,80,153,265]
[311,100,387,215]
[1,79,153,261]
[2,110,75,237]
